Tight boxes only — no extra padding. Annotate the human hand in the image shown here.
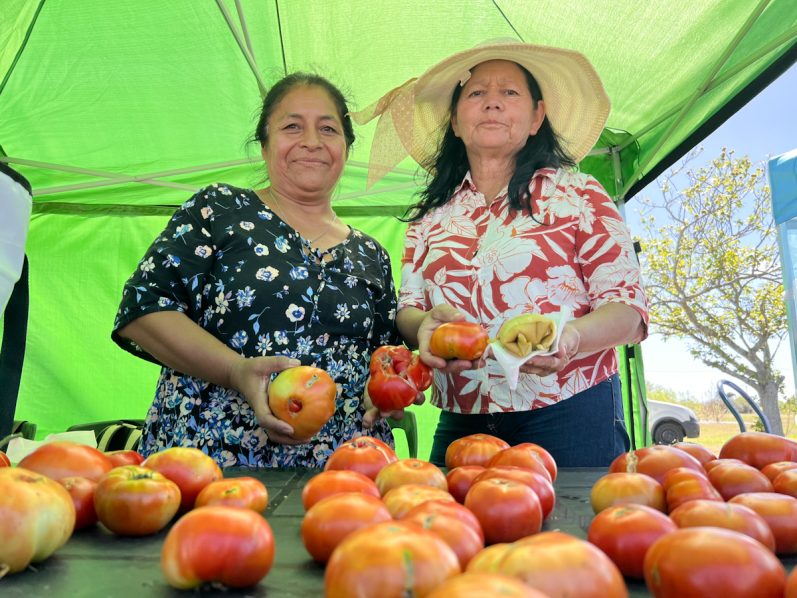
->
[519,324,581,377]
[361,383,426,430]
[417,305,486,373]
[229,355,305,445]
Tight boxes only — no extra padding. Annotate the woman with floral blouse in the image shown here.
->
[113,73,399,468]
[355,41,649,467]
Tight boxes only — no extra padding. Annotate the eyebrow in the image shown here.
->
[282,113,340,122]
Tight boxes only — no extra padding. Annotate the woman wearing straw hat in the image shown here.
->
[356,41,649,467]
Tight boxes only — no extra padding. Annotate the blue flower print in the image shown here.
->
[274,330,289,346]
[286,303,305,322]
[214,291,231,314]
[163,254,181,267]
[231,330,249,349]
[174,223,194,240]
[344,275,358,288]
[239,221,255,232]
[255,333,273,355]
[343,257,354,272]
[256,266,279,281]
[236,286,255,309]
[194,244,212,258]
[257,210,272,221]
[275,236,290,253]
[334,304,351,322]
[290,266,309,280]
[295,335,313,356]
[254,244,269,256]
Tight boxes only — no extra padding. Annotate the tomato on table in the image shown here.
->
[18,440,113,482]
[464,478,543,544]
[446,465,486,503]
[324,436,398,480]
[141,446,222,512]
[0,450,10,467]
[105,450,145,467]
[590,472,666,514]
[58,476,99,530]
[194,477,269,512]
[445,433,509,469]
[668,499,776,552]
[375,458,448,495]
[301,469,380,510]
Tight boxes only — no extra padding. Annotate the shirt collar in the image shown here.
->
[453,167,559,199]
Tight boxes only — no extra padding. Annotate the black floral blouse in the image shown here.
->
[113,183,399,468]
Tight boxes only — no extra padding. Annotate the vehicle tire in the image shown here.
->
[653,421,685,445]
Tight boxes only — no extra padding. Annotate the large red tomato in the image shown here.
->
[367,345,432,411]
[429,322,489,360]
[668,499,776,551]
[301,493,392,563]
[0,467,76,574]
[161,505,275,589]
[427,572,549,598]
[58,476,99,531]
[587,504,678,579]
[707,460,774,500]
[609,445,704,485]
[301,470,380,510]
[464,478,542,544]
[673,442,717,467]
[643,527,785,597]
[473,466,555,518]
[665,476,723,512]
[94,465,181,536]
[445,434,510,469]
[495,531,628,598]
[325,521,461,597]
[324,436,398,480]
[194,477,269,512]
[0,450,10,467]
[375,458,448,495]
[762,461,797,482]
[382,484,455,519]
[486,445,552,482]
[719,432,797,469]
[787,566,797,598]
[403,508,485,569]
[466,543,514,573]
[105,450,145,467]
[267,365,336,439]
[773,469,797,498]
[729,492,797,554]
[402,499,484,543]
[446,465,486,503]
[590,472,666,514]
[142,446,223,511]
[18,440,113,482]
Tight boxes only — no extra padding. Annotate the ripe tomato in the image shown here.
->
[587,504,678,579]
[609,445,704,485]
[643,527,785,597]
[773,469,797,498]
[466,542,514,573]
[194,477,269,512]
[427,572,549,598]
[94,465,181,536]
[403,509,485,569]
[486,445,552,482]
[375,458,448,495]
[324,521,461,597]
[142,446,222,511]
[161,505,275,589]
[18,440,113,482]
[706,460,773,500]
[495,531,628,598]
[324,436,398,480]
[590,472,666,514]
[301,493,392,563]
[105,450,145,467]
[704,457,746,472]
[787,566,797,598]
[301,470,380,510]
[762,461,797,482]
[669,499,776,551]
[673,442,717,466]
[402,499,484,543]
[665,476,723,512]
[58,476,98,530]
[268,365,337,439]
[446,465,486,503]
[0,450,10,467]
[429,322,489,360]
[382,483,455,519]
[465,478,543,544]
[729,492,797,555]
[474,466,555,518]
[445,434,510,469]
[719,432,797,469]
[367,345,432,411]
[0,467,76,574]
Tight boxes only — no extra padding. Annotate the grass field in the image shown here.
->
[693,417,797,455]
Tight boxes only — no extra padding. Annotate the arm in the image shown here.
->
[118,311,302,443]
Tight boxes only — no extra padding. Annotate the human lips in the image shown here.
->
[294,157,328,167]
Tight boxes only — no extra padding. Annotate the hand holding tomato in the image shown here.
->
[267,365,337,441]
[416,305,487,372]
[367,345,432,411]
[228,354,304,444]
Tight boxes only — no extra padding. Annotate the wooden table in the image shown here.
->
[0,467,772,597]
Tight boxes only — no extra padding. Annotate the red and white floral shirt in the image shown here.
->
[399,167,649,414]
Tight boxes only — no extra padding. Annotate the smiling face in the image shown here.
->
[451,60,546,163]
[261,85,347,200]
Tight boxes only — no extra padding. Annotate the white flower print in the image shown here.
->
[254,243,269,256]
[479,227,543,283]
[214,292,230,314]
[285,304,305,322]
[274,330,288,345]
[195,245,212,258]
[200,206,214,219]
[275,237,290,253]
[255,334,273,355]
[174,223,193,239]
[545,265,585,307]
[139,256,155,275]
[235,286,255,309]
[239,221,255,231]
[256,266,279,281]
[334,304,351,322]
[157,297,173,307]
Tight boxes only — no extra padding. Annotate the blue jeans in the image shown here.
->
[429,374,630,468]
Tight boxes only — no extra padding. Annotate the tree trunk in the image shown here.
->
[757,381,784,436]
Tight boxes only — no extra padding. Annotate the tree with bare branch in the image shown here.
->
[635,148,788,434]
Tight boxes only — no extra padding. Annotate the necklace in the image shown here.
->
[267,187,339,244]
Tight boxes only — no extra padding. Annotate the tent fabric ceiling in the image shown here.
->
[1,0,796,440]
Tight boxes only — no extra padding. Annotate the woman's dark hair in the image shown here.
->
[405,64,575,222]
[253,72,355,150]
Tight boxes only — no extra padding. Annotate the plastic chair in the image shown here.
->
[67,419,145,451]
[716,379,772,433]
[388,411,418,458]
[12,419,37,440]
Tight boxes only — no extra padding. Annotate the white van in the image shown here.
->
[648,400,700,444]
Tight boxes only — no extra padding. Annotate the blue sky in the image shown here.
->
[624,62,797,402]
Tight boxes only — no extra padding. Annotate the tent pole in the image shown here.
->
[619,0,774,198]
[234,0,257,62]
[215,0,268,97]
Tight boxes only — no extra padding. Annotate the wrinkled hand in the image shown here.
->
[229,355,304,445]
[362,383,426,430]
[417,305,486,373]
[519,324,581,377]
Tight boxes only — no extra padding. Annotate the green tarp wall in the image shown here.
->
[2,1,796,458]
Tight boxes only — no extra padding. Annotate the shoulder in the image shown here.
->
[174,183,258,216]
[348,227,391,258]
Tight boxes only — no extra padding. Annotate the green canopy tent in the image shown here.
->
[2,0,796,458]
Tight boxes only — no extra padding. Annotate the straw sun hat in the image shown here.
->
[352,39,610,188]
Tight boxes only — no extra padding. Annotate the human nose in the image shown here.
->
[483,88,503,110]
[300,127,322,148]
